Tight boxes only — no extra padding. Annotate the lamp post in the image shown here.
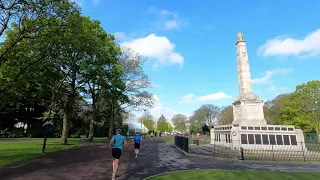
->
[140,113,143,133]
[143,109,147,138]
[144,109,147,132]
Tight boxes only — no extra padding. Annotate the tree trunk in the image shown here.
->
[89,84,96,140]
[61,112,68,145]
[108,102,114,139]
[61,69,76,145]
[316,128,320,142]
[89,119,94,141]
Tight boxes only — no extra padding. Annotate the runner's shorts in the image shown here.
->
[134,143,140,149]
[112,148,122,159]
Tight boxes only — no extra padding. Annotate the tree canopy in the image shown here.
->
[171,114,187,132]
[156,115,168,132]
[0,1,153,144]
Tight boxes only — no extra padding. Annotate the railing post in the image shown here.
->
[272,145,275,161]
[239,147,244,160]
[301,141,306,162]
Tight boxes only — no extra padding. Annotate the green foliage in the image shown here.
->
[278,81,320,138]
[189,104,220,133]
[141,113,155,131]
[218,106,233,125]
[171,114,187,132]
[8,128,25,138]
[167,122,173,132]
[157,115,168,132]
[0,1,153,143]
[264,94,291,125]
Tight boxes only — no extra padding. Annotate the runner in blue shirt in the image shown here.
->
[109,129,127,179]
[133,132,142,158]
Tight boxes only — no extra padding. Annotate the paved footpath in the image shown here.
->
[1,139,320,180]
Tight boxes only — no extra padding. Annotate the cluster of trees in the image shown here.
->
[141,80,320,139]
[0,0,153,144]
[139,114,173,133]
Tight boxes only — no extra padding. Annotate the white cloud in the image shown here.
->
[121,34,184,66]
[258,29,320,57]
[150,102,177,120]
[252,68,293,85]
[152,95,158,101]
[179,92,232,104]
[148,7,186,31]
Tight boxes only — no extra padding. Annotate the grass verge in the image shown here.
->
[147,169,320,180]
[159,138,174,144]
[0,137,107,167]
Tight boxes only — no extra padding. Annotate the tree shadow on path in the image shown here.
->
[0,142,128,180]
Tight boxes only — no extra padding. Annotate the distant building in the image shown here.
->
[125,120,149,135]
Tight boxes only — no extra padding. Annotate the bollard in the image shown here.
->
[239,147,244,160]
[184,137,189,153]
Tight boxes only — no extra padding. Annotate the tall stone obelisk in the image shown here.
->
[232,32,267,126]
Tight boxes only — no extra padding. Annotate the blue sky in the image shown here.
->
[76,0,320,121]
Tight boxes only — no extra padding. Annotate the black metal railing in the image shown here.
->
[189,140,320,162]
[174,136,189,153]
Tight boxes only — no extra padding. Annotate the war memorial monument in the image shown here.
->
[210,32,307,154]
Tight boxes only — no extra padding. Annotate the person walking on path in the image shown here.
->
[133,132,142,158]
[109,129,127,179]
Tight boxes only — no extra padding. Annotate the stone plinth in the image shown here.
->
[210,125,306,152]
[232,100,266,126]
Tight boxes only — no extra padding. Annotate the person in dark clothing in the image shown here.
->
[133,132,142,158]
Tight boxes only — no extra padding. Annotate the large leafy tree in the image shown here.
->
[189,104,221,132]
[0,1,78,137]
[167,122,173,132]
[264,94,291,125]
[217,105,233,125]
[0,1,153,143]
[79,22,122,139]
[157,115,167,132]
[278,80,320,140]
[198,104,221,126]
[171,114,187,132]
[139,112,155,132]
[0,0,77,65]
[118,47,154,111]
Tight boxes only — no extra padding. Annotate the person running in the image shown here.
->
[109,129,127,179]
[133,132,142,158]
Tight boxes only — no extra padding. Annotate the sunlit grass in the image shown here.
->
[147,170,320,180]
[0,137,106,167]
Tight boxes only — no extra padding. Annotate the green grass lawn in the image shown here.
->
[147,170,320,180]
[0,137,107,167]
[159,138,174,144]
